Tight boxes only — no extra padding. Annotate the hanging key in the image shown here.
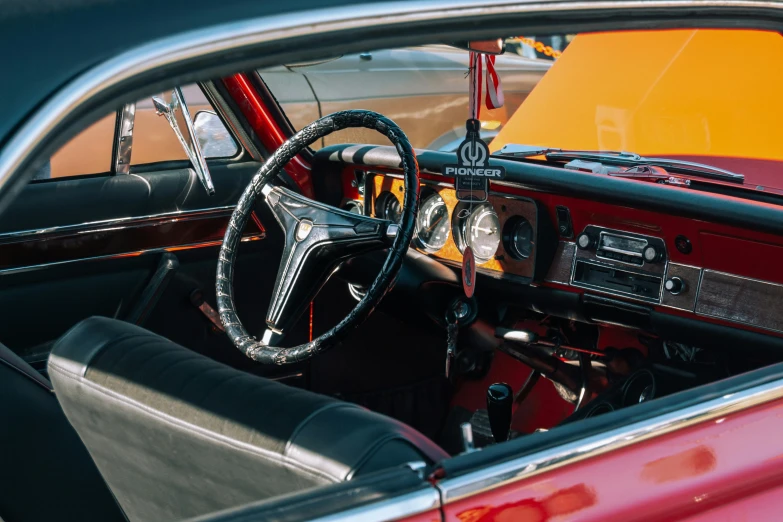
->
[446,311,458,379]
[445,300,471,379]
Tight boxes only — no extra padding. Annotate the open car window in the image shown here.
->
[33,84,238,180]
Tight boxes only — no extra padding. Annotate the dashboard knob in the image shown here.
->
[643,245,662,263]
[577,233,594,250]
[665,277,686,295]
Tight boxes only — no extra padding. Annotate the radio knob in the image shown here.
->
[665,277,685,295]
[643,245,662,263]
[577,233,594,250]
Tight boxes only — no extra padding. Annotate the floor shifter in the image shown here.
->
[486,383,513,443]
[468,382,515,446]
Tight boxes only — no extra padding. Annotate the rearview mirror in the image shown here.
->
[152,87,215,196]
[450,39,506,55]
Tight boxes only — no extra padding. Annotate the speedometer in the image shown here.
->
[465,203,501,262]
[415,192,450,253]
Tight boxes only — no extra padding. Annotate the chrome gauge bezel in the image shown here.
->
[374,190,401,223]
[414,191,450,253]
[503,215,534,260]
[453,201,501,264]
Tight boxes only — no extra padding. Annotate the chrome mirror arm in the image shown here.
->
[152,87,215,195]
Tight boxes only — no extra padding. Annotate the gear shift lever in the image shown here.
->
[486,382,513,443]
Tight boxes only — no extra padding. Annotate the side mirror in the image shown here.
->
[152,87,215,195]
[194,111,239,159]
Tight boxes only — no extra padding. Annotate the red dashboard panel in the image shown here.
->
[344,165,783,339]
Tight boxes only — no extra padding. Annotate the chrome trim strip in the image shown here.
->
[114,103,136,174]
[2,0,782,196]
[311,487,440,522]
[0,235,263,275]
[437,374,783,503]
[200,80,262,162]
[0,205,235,244]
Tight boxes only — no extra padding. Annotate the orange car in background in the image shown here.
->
[491,29,783,190]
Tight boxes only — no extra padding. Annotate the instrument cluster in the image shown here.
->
[367,173,543,280]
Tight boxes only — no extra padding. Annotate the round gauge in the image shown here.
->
[464,203,501,262]
[374,191,401,222]
[415,192,450,253]
[503,217,534,260]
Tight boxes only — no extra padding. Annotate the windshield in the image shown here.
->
[491,29,783,189]
[261,29,783,189]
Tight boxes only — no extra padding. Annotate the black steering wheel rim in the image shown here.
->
[216,110,419,365]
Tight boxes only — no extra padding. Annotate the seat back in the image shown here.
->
[48,317,447,522]
[0,341,124,522]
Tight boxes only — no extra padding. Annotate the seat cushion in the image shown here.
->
[0,341,124,522]
[48,317,448,522]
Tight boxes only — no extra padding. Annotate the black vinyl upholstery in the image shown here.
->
[48,317,448,522]
[0,341,124,522]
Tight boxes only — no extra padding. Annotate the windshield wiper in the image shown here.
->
[494,144,745,184]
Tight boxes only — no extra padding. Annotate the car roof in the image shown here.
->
[0,0,412,148]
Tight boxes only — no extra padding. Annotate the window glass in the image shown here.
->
[36,113,117,179]
[258,44,555,152]
[34,84,238,181]
[132,84,236,165]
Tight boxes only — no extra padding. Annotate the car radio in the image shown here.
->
[571,226,667,303]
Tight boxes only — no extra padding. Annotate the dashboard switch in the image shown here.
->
[555,206,573,238]
[643,245,662,263]
[577,232,594,250]
[665,277,685,295]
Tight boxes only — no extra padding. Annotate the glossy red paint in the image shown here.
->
[222,74,314,198]
[680,483,783,521]
[399,509,443,522]
[442,398,783,521]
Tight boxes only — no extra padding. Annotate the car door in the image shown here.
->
[0,82,299,379]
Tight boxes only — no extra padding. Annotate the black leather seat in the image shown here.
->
[0,341,125,522]
[48,317,448,522]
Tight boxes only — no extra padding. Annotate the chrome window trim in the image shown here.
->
[437,374,783,503]
[114,103,136,174]
[310,487,440,522]
[2,0,782,198]
[200,80,262,162]
[0,205,236,245]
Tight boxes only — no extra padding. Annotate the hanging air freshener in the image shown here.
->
[443,52,506,203]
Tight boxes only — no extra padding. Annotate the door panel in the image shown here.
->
[0,162,262,234]
[0,161,300,380]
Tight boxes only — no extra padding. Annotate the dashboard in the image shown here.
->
[323,145,783,340]
[366,173,554,282]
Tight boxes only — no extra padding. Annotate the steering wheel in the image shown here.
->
[216,110,419,364]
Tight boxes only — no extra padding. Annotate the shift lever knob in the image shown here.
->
[486,382,513,443]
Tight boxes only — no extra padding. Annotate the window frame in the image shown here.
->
[30,82,249,183]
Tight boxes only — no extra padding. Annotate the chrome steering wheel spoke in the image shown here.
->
[263,185,393,335]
